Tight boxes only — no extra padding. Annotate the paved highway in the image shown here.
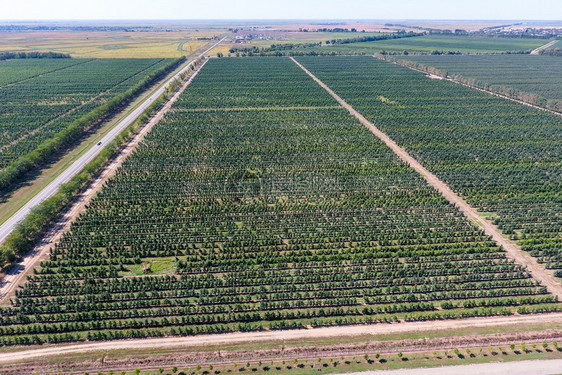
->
[0,36,226,244]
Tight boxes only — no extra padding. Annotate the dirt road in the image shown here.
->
[350,359,562,375]
[3,312,562,364]
[0,36,225,248]
[531,40,558,55]
[290,56,562,299]
[0,59,209,305]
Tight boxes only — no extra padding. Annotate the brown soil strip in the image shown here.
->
[290,56,562,299]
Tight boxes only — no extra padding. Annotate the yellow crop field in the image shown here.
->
[0,30,219,58]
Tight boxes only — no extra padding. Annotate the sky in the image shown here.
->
[1,0,561,21]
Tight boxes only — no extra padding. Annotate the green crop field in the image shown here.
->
[296,56,562,279]
[550,39,562,48]
[0,57,183,190]
[0,57,557,347]
[314,35,545,54]
[0,58,172,168]
[402,54,562,105]
[0,58,79,86]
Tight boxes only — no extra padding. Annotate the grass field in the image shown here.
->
[0,31,218,58]
[402,54,562,103]
[0,57,558,347]
[78,349,562,375]
[297,31,383,40]
[311,35,546,54]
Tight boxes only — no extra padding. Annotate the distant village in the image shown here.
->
[231,33,284,43]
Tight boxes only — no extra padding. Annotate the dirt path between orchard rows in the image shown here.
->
[290,56,562,300]
[531,40,558,55]
[0,59,208,305]
[3,312,562,365]
[5,329,562,374]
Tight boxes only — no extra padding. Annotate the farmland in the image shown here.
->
[401,54,562,109]
[296,56,562,279]
[550,39,562,48]
[0,30,219,58]
[0,57,184,189]
[310,35,546,54]
[222,31,384,56]
[0,57,557,347]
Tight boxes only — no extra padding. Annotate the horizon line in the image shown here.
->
[1,18,562,22]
